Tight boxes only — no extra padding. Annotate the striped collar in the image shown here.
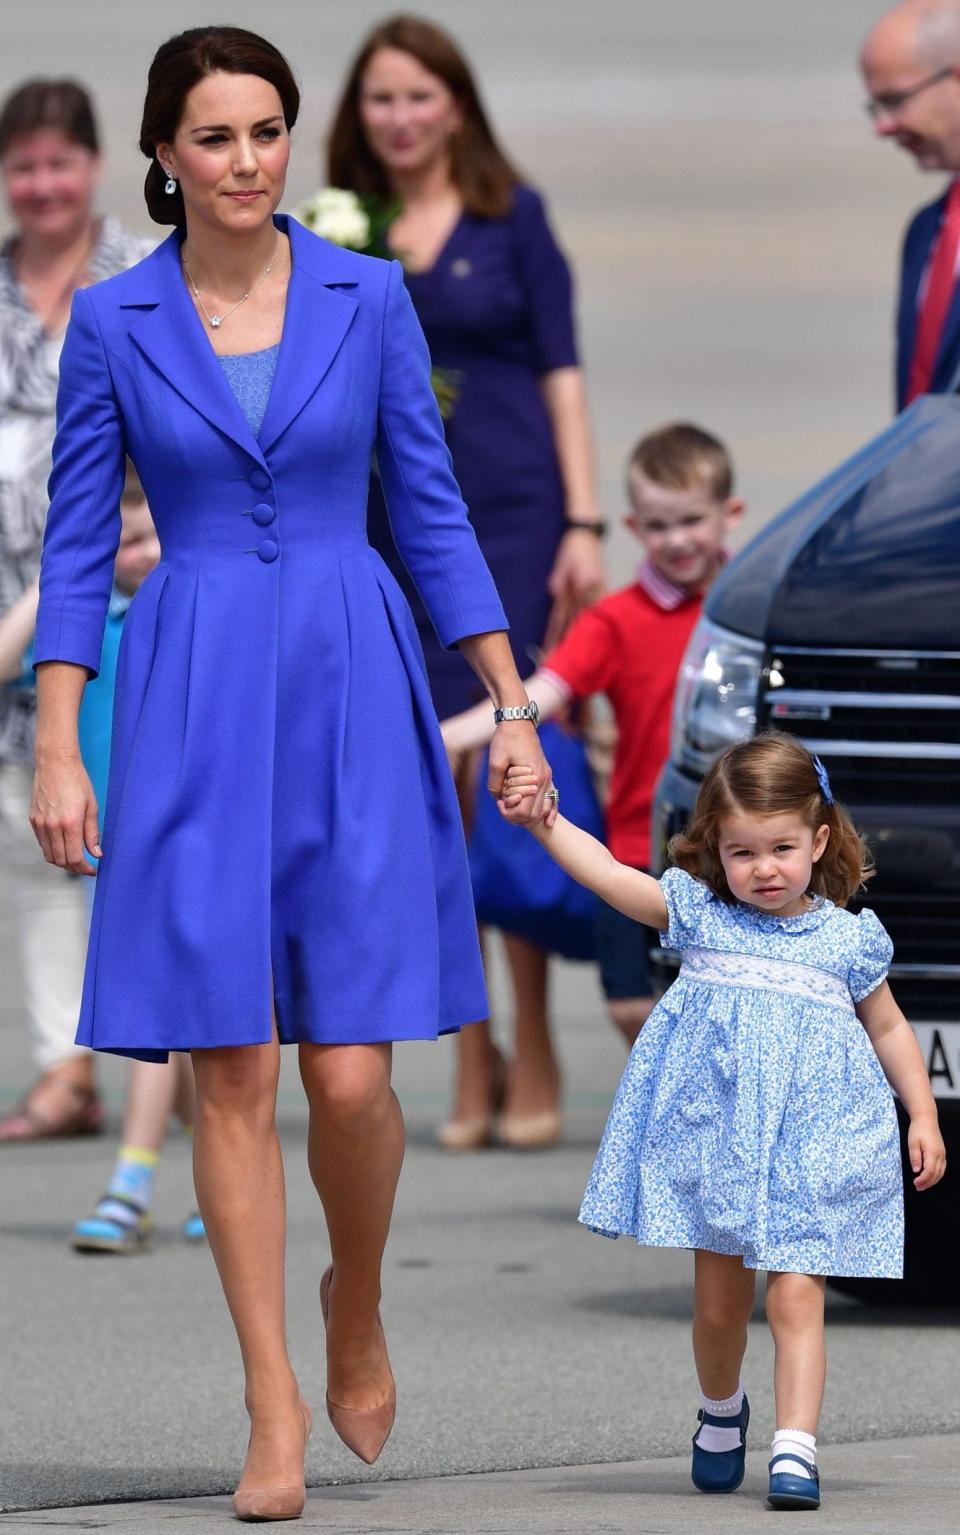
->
[635,552,729,611]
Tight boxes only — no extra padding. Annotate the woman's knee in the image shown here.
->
[192,1043,279,1126]
[300,1045,391,1130]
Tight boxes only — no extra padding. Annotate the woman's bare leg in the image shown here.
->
[191,1036,303,1491]
[501,933,560,1120]
[298,1042,403,1408]
[693,1250,757,1398]
[766,1272,827,1433]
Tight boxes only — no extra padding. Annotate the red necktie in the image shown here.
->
[906,178,960,404]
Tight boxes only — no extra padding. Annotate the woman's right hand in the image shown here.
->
[30,750,101,875]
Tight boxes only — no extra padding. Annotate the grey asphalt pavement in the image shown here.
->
[2,1436,959,1533]
[2,941,959,1520]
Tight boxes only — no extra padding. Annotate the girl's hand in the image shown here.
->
[908,1113,947,1190]
[488,723,552,825]
[30,751,101,876]
[498,764,559,828]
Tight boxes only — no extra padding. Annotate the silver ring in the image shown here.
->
[545,787,560,805]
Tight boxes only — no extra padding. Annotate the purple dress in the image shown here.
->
[368,185,578,717]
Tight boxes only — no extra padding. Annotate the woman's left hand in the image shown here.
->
[488,722,552,824]
[544,528,605,649]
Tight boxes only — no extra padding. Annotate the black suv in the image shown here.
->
[651,395,958,1303]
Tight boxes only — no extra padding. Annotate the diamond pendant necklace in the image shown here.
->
[182,232,280,329]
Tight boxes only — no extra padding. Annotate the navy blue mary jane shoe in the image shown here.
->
[767,1453,821,1510]
[690,1394,749,1493]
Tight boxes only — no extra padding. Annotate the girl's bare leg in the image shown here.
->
[765,1272,827,1433]
[172,1051,196,1129]
[693,1250,757,1398]
[191,1037,304,1492]
[121,1058,179,1150]
[298,1042,403,1408]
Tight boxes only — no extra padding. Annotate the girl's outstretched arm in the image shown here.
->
[507,805,668,930]
[856,983,947,1189]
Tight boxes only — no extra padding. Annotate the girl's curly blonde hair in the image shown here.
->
[668,732,873,907]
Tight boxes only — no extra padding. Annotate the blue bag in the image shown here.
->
[468,721,604,961]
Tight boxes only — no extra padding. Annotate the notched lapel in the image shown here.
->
[117,218,363,462]
[122,236,267,463]
[257,267,359,453]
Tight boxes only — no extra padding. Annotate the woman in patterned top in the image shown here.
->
[0,79,150,1141]
[501,732,945,1513]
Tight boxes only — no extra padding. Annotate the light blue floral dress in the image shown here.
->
[580,868,904,1277]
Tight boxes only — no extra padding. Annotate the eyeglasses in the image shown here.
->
[865,64,958,120]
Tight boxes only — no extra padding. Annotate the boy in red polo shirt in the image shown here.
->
[442,423,743,1045]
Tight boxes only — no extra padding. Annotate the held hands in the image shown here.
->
[30,752,101,876]
[496,760,559,829]
[488,723,554,827]
[908,1113,947,1191]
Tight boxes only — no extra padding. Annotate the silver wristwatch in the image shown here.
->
[493,701,540,729]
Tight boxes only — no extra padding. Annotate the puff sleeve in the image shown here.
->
[848,908,894,1003]
[658,866,713,953]
[375,260,508,650]
[33,288,125,679]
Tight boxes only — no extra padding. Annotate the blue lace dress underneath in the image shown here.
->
[218,343,280,438]
[579,868,904,1278]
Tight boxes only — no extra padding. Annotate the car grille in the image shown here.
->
[759,648,960,805]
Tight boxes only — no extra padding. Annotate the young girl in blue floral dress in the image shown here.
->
[500,732,946,1512]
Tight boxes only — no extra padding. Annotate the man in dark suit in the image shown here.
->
[861,2,960,408]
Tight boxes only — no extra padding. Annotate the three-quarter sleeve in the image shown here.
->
[511,186,579,375]
[376,259,508,650]
[33,288,125,678]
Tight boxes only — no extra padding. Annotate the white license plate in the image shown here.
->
[913,1023,960,1099]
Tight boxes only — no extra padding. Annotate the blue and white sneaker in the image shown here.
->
[691,1394,750,1493]
[767,1453,821,1510]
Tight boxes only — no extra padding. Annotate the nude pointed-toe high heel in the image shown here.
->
[232,1399,313,1523]
[320,1265,396,1465]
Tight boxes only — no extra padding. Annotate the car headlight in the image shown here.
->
[670,619,764,778]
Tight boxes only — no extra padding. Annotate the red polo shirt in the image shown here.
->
[542,567,703,867]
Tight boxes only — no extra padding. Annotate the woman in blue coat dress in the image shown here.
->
[29,27,551,1520]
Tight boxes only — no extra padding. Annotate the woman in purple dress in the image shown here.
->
[329,15,605,1150]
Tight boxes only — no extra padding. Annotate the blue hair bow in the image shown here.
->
[811,754,834,805]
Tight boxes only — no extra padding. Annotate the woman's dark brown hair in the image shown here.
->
[327,13,520,218]
[0,79,99,159]
[139,26,301,227]
[669,732,873,908]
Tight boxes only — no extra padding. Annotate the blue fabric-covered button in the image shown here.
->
[250,468,271,491]
[252,503,275,526]
[256,539,279,563]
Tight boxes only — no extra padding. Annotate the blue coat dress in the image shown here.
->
[33,215,508,1061]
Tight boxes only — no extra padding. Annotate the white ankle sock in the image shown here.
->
[771,1428,817,1479]
[695,1385,745,1453]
